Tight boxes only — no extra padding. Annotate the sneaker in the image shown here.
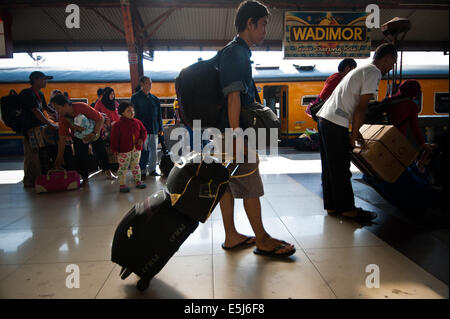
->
[136,181,147,189]
[149,170,160,176]
[119,185,130,193]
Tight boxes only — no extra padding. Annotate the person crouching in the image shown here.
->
[111,102,148,193]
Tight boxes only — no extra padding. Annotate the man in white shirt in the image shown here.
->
[316,43,398,222]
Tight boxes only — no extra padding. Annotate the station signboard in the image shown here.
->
[284,11,371,59]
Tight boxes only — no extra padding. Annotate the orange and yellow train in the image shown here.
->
[0,63,448,154]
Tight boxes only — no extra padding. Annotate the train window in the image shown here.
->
[160,97,176,122]
[435,93,449,114]
[70,98,88,104]
[263,86,281,118]
[116,97,131,104]
[301,95,318,106]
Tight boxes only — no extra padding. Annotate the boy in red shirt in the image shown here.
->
[111,102,147,193]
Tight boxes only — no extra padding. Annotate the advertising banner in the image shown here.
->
[284,11,371,59]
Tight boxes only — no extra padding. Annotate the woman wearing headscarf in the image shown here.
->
[94,86,120,124]
[386,79,434,155]
[93,86,118,180]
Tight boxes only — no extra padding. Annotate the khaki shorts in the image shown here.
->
[226,162,264,198]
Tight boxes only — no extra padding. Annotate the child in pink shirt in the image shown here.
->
[110,102,147,193]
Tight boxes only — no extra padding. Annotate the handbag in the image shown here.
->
[35,169,81,193]
[240,102,280,146]
[239,81,280,146]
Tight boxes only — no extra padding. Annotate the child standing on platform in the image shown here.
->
[111,102,147,193]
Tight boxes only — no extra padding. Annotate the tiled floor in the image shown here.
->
[0,151,448,299]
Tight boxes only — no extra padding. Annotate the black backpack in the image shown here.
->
[365,96,409,124]
[0,90,23,133]
[175,42,238,128]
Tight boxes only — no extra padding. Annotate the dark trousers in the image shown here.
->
[38,144,57,175]
[317,117,355,212]
[73,137,110,179]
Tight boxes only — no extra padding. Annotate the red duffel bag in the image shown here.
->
[35,170,81,193]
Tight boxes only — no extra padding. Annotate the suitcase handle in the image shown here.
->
[173,155,187,169]
[46,169,68,181]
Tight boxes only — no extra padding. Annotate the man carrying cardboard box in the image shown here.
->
[316,43,398,222]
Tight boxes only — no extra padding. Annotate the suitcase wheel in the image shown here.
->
[137,278,151,291]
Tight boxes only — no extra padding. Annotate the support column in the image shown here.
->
[136,41,144,81]
[120,0,140,93]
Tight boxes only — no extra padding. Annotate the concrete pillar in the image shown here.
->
[120,0,140,93]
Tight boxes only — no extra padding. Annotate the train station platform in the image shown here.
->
[0,149,448,299]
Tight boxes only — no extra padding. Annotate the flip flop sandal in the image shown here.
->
[354,208,378,222]
[221,236,256,250]
[340,208,377,223]
[253,245,296,257]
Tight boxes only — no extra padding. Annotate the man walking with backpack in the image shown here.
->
[217,1,295,257]
[19,71,58,187]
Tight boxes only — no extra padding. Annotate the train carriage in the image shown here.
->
[0,63,448,154]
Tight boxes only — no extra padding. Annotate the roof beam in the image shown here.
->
[138,8,175,40]
[12,39,449,52]
[142,8,176,44]
[2,0,449,10]
[89,8,125,36]
[40,7,74,40]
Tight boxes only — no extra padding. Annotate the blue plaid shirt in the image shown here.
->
[216,36,255,131]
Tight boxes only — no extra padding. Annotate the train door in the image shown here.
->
[262,85,288,144]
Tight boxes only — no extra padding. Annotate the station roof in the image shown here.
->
[1,0,449,53]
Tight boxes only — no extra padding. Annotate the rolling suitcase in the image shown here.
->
[165,152,232,223]
[111,190,199,291]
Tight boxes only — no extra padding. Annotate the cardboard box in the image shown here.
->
[359,125,418,167]
[352,125,418,183]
